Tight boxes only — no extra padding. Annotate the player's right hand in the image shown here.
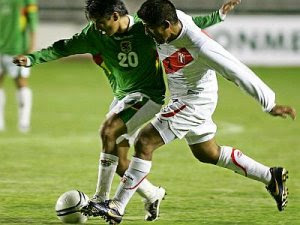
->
[221,0,241,15]
[269,105,296,120]
[13,55,28,67]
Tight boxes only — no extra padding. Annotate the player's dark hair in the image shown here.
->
[137,0,178,26]
[85,0,128,20]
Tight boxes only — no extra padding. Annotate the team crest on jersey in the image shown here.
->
[120,41,132,53]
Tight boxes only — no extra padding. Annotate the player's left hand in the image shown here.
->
[13,55,28,67]
[269,105,296,120]
[221,0,241,15]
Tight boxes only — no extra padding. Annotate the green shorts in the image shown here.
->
[106,92,162,145]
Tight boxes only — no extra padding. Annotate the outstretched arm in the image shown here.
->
[192,0,241,29]
[13,55,30,67]
[198,38,296,120]
[14,23,96,67]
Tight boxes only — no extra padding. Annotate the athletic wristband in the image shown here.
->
[26,57,32,67]
[219,9,226,21]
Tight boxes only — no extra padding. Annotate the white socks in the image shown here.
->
[0,87,32,132]
[95,153,119,202]
[16,87,32,131]
[0,89,5,131]
[94,153,158,206]
[110,146,271,214]
[217,146,271,184]
[113,157,152,214]
[137,178,159,203]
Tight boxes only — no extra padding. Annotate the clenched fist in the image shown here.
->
[13,55,28,67]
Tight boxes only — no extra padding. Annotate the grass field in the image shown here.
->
[0,59,299,225]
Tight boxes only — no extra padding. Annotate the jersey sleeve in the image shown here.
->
[192,10,223,29]
[25,0,38,32]
[27,23,96,65]
[199,39,276,112]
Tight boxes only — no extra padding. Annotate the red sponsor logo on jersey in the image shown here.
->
[162,48,194,74]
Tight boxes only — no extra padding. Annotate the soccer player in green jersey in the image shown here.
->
[14,0,240,220]
[0,0,38,132]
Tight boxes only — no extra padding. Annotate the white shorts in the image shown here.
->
[106,92,162,145]
[151,95,218,145]
[0,54,30,78]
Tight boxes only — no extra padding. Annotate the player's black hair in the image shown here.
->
[85,0,128,20]
[137,0,178,26]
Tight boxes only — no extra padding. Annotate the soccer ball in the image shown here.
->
[55,190,89,224]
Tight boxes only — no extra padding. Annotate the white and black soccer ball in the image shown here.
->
[55,190,89,224]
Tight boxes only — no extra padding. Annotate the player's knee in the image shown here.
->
[100,116,126,141]
[100,121,118,141]
[134,133,154,157]
[15,77,28,88]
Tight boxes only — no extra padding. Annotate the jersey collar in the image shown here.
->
[127,15,134,31]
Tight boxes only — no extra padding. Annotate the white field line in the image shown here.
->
[218,122,245,135]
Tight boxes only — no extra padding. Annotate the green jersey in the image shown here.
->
[27,11,222,104]
[0,0,38,55]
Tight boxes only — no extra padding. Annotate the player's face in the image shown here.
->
[92,14,119,36]
[144,23,171,44]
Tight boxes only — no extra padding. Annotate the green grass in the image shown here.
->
[0,59,299,225]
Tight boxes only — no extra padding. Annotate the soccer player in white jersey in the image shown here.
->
[14,0,241,222]
[87,0,297,224]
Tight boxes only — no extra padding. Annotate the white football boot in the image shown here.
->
[144,187,166,221]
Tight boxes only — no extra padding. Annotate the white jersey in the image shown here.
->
[157,10,276,112]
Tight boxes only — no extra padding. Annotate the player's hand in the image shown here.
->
[13,55,28,67]
[221,0,241,15]
[269,105,296,120]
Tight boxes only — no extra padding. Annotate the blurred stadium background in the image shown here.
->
[1,1,299,225]
[37,0,300,66]
[38,0,300,21]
